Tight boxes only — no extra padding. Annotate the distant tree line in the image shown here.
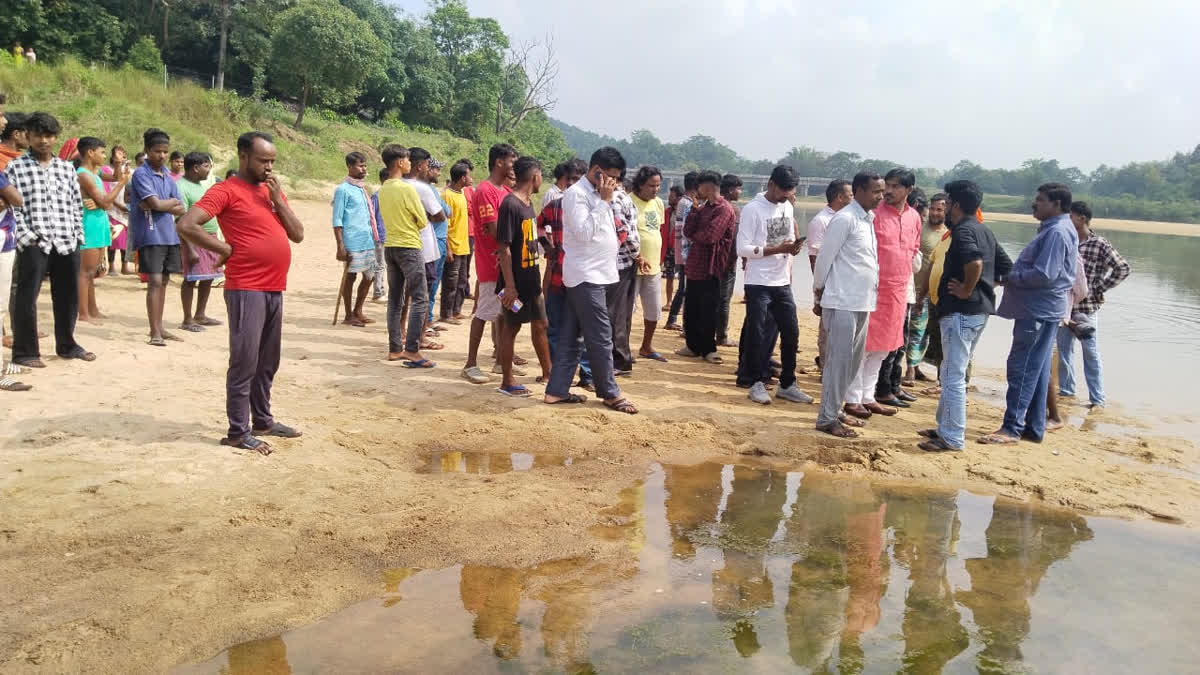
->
[554,120,1200,223]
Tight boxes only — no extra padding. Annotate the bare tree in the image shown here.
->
[495,36,558,134]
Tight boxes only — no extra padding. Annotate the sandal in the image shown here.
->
[497,384,532,397]
[180,323,205,332]
[703,352,723,364]
[918,428,940,439]
[513,354,529,366]
[4,363,29,376]
[13,357,46,369]
[402,358,437,369]
[343,317,366,328]
[603,397,638,414]
[420,341,445,350]
[253,422,302,438]
[162,332,184,342]
[837,413,865,428]
[196,317,223,326]
[817,422,859,438]
[639,351,669,363]
[919,438,963,452]
[978,433,1020,445]
[60,348,97,361]
[220,434,272,456]
[148,337,167,347]
[546,393,586,404]
[0,377,32,391]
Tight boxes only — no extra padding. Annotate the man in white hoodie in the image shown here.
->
[736,165,811,405]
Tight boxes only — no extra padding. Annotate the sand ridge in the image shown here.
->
[2,198,1197,672]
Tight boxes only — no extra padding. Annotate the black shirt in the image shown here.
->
[494,192,541,302]
[937,215,1013,316]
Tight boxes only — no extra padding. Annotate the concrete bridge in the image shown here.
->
[638,168,834,198]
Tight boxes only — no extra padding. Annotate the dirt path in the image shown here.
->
[2,199,1196,672]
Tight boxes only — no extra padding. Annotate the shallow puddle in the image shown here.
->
[178,462,1200,673]
[418,450,579,475]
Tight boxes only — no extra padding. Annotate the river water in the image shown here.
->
[177,456,1200,673]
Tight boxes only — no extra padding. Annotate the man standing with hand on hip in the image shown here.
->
[176,131,305,455]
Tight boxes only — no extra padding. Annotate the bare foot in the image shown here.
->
[79,314,103,325]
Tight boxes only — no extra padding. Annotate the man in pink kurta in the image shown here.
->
[844,169,920,418]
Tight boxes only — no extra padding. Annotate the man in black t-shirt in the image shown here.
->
[495,156,551,395]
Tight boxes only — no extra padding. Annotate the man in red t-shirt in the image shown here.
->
[460,143,517,385]
[176,131,305,455]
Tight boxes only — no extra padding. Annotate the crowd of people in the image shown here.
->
[0,97,1131,455]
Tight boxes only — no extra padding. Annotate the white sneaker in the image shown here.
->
[748,382,771,405]
[492,362,527,376]
[461,365,491,384]
[777,384,814,404]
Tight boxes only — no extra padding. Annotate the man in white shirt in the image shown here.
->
[737,166,812,405]
[540,158,585,211]
[403,147,446,348]
[812,172,885,438]
[542,147,638,414]
[806,179,852,371]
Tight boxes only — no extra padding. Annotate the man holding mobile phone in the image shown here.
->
[735,165,812,405]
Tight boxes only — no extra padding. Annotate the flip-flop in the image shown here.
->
[978,433,1020,445]
[180,323,205,332]
[837,414,865,428]
[497,384,532,397]
[220,434,272,456]
[603,397,638,414]
[253,422,302,438]
[817,422,859,438]
[13,358,46,369]
[421,341,445,350]
[60,348,97,361]
[639,351,669,363]
[920,438,963,452]
[918,428,940,439]
[546,393,586,404]
[197,317,223,326]
[0,378,32,391]
[4,363,29,376]
[513,354,529,366]
[162,332,184,342]
[402,358,436,369]
[343,318,366,328]
[148,337,167,347]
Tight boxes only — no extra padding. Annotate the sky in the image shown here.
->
[390,0,1200,172]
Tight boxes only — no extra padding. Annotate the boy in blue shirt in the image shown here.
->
[332,152,378,327]
[128,128,185,346]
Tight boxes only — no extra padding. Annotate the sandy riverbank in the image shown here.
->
[2,198,1197,672]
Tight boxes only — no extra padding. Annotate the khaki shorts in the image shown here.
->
[637,273,662,322]
[474,280,502,321]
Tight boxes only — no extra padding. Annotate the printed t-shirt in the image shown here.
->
[178,177,220,234]
[377,178,425,249]
[632,194,664,276]
[194,176,292,292]
[128,163,182,248]
[472,179,509,283]
[494,192,540,303]
[442,187,470,255]
[0,171,14,252]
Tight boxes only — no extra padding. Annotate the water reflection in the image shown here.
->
[180,463,1200,674]
[421,451,577,474]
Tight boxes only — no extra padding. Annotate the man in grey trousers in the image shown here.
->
[176,131,304,455]
[812,172,885,438]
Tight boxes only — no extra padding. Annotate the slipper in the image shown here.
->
[816,422,859,438]
[578,381,595,392]
[639,351,669,363]
[161,332,184,342]
[343,318,366,328]
[546,393,586,404]
[420,341,445,350]
[60,348,98,361]
[837,414,865,428]
[497,384,532,397]
[180,323,205,332]
[703,352,723,364]
[0,378,32,391]
[900,378,916,387]
[513,354,529,366]
[197,317,223,326]
[220,434,272,456]
[978,433,1019,445]
[675,347,698,357]
[253,422,302,438]
[148,337,167,347]
[403,358,436,369]
[359,316,377,324]
[921,385,942,396]
[13,357,46,369]
[4,363,30,376]
[919,438,962,452]
[918,428,940,439]
[603,397,638,414]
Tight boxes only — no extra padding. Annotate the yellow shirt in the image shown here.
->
[378,178,425,249]
[442,187,470,256]
[927,229,953,306]
[632,194,664,276]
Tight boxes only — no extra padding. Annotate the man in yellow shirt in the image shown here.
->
[377,144,432,366]
[440,161,473,323]
[630,166,668,362]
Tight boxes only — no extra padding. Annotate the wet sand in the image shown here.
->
[2,199,1198,672]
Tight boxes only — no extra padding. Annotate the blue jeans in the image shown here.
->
[426,238,447,324]
[935,312,988,448]
[1056,318,1104,406]
[545,290,591,384]
[1001,318,1058,441]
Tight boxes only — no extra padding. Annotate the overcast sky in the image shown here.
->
[391,0,1200,171]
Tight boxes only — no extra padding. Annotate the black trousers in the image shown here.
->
[683,277,720,356]
[667,274,686,323]
[12,246,81,360]
[875,306,912,398]
[738,285,797,388]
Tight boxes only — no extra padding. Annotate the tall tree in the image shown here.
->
[268,0,383,126]
[427,0,507,137]
[495,37,557,134]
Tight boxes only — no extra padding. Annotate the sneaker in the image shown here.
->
[777,384,814,404]
[492,362,527,376]
[748,382,771,404]
[461,365,491,384]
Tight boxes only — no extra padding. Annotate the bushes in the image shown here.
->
[127,37,164,75]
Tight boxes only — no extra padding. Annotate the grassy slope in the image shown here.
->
[0,60,489,199]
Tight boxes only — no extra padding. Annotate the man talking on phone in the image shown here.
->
[543,147,638,414]
[735,165,812,405]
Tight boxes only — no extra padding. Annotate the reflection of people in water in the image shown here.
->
[226,635,291,675]
[957,501,1093,670]
[839,480,888,665]
[883,489,969,672]
[710,465,788,657]
[663,462,724,558]
[459,565,523,659]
